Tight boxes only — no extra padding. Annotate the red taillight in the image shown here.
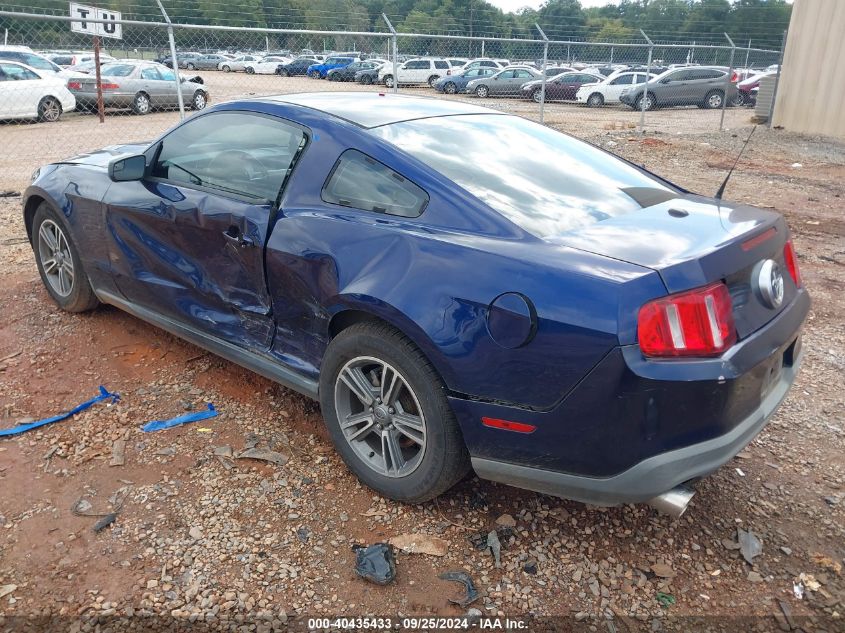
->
[101,82,120,90]
[446,69,451,75]
[638,282,736,358]
[731,71,738,82]
[67,81,81,90]
[783,240,802,287]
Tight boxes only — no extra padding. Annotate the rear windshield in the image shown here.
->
[370,114,676,236]
[100,64,135,76]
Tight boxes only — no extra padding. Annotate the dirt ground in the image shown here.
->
[0,79,844,633]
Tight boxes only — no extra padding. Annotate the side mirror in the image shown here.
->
[109,154,146,182]
[660,77,671,84]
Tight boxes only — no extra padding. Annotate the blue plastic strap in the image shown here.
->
[0,386,119,438]
[141,403,217,432]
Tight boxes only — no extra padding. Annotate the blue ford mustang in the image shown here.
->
[23,93,809,514]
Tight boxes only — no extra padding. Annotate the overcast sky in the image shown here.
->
[487,0,614,13]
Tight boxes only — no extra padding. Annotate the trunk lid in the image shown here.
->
[552,193,796,339]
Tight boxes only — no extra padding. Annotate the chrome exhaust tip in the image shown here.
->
[647,485,696,518]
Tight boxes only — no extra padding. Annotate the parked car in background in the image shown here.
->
[466,66,541,98]
[543,66,575,77]
[67,61,208,114]
[245,56,292,75]
[327,60,381,82]
[575,71,656,106]
[189,54,232,70]
[218,54,259,72]
[275,57,318,76]
[158,52,202,69]
[460,58,509,72]
[23,92,808,513]
[0,46,84,79]
[520,71,602,103]
[434,67,496,94]
[736,71,774,106]
[307,56,356,79]
[0,61,75,122]
[354,63,383,85]
[619,66,738,110]
[379,58,452,88]
[46,51,115,67]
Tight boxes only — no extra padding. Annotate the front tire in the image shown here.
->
[246,66,255,74]
[383,75,394,88]
[634,92,656,111]
[444,81,456,94]
[277,68,288,77]
[319,322,470,503]
[361,74,373,85]
[475,84,489,98]
[191,90,207,110]
[309,70,321,79]
[37,96,62,122]
[531,88,542,103]
[32,203,99,313]
[427,75,439,87]
[186,63,196,70]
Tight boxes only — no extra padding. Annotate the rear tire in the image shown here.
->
[222,65,231,72]
[191,90,207,111]
[634,92,656,111]
[704,90,724,109]
[277,68,288,77]
[531,88,542,103]
[309,70,321,79]
[131,92,151,115]
[246,66,255,74]
[186,63,196,70]
[384,75,394,88]
[361,74,373,85]
[475,84,489,98]
[427,75,439,87]
[32,203,99,313]
[444,81,456,94]
[37,96,62,122]
[319,322,470,503]
[586,92,604,107]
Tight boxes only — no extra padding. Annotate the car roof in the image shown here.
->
[255,92,503,129]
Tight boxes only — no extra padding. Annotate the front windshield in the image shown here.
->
[20,52,61,72]
[371,114,677,237]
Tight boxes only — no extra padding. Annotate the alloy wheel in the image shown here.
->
[38,219,74,297]
[334,356,427,478]
[39,98,61,122]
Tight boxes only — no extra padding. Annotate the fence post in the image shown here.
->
[720,32,735,132]
[639,29,653,134]
[744,38,751,69]
[768,29,787,129]
[382,13,398,94]
[155,0,184,119]
[535,24,549,125]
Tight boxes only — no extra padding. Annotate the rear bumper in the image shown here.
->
[456,288,809,505]
[472,343,801,505]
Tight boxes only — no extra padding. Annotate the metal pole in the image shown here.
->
[609,45,613,65]
[382,14,398,94]
[481,40,484,57]
[720,33,736,131]
[536,24,548,125]
[744,38,751,69]
[639,29,652,134]
[768,30,787,128]
[155,0,184,119]
[93,35,105,123]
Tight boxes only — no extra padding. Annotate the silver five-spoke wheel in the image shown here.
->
[38,219,74,297]
[334,356,426,478]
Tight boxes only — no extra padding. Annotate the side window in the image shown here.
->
[514,70,533,78]
[434,60,449,70]
[405,60,426,70]
[611,74,633,85]
[151,112,307,202]
[140,67,161,80]
[322,150,428,218]
[0,64,38,81]
[481,61,496,67]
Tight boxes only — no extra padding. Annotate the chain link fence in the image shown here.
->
[0,9,783,190]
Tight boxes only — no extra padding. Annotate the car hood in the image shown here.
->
[57,142,150,169]
[548,192,783,292]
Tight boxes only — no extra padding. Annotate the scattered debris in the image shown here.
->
[353,543,396,585]
[738,528,763,565]
[656,592,675,608]
[793,581,804,600]
[780,546,793,556]
[523,559,538,575]
[0,585,16,599]
[650,563,676,579]
[109,439,126,467]
[236,447,288,466]
[92,513,117,532]
[735,468,746,477]
[747,571,764,583]
[189,526,203,540]
[466,607,483,625]
[810,553,841,575]
[790,162,802,168]
[213,445,233,457]
[487,530,502,568]
[71,499,93,515]
[387,533,449,556]
[439,571,480,607]
[798,573,820,592]
[495,513,516,528]
[0,191,20,198]
[778,600,797,630]
[154,447,176,456]
[0,386,119,438]
[141,403,217,432]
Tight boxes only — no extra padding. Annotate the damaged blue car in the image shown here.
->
[23,92,809,514]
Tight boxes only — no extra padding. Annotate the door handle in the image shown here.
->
[223,225,254,247]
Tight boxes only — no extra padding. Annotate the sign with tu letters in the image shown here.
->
[69,2,123,39]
